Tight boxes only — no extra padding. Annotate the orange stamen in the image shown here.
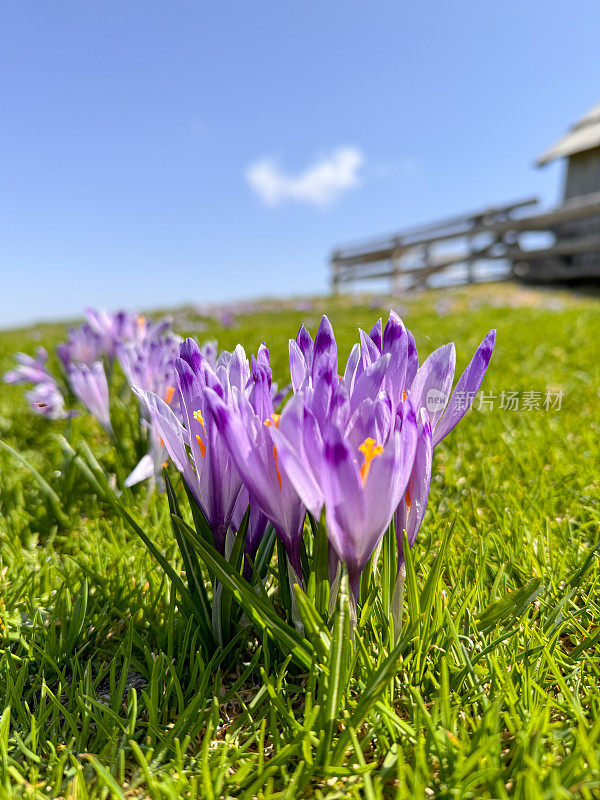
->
[193,409,205,429]
[264,413,281,428]
[402,390,407,402]
[137,315,146,329]
[405,487,411,509]
[273,445,282,489]
[358,437,384,486]
[196,433,206,460]
[165,385,175,405]
[159,436,164,447]
[162,460,169,469]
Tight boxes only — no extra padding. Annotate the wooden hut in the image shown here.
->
[524,102,600,279]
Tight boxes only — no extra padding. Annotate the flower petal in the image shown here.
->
[397,409,433,565]
[349,353,390,414]
[205,387,275,518]
[296,323,314,363]
[343,343,361,392]
[383,311,405,353]
[432,330,496,446]
[289,339,308,393]
[406,331,419,387]
[409,343,455,430]
[124,454,155,487]
[360,328,381,370]
[312,316,337,379]
[369,318,383,352]
[133,386,198,498]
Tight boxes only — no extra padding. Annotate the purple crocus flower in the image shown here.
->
[132,385,199,492]
[117,335,181,408]
[85,308,138,359]
[117,334,183,487]
[288,315,338,394]
[290,315,396,437]
[174,357,243,554]
[395,409,433,566]
[205,356,306,578]
[200,340,218,369]
[338,313,415,421]
[25,379,68,420]
[68,361,111,432]
[394,328,496,565]
[417,329,497,447]
[133,337,266,554]
[132,314,173,345]
[270,388,418,596]
[57,324,105,369]
[355,314,496,447]
[285,313,496,580]
[4,347,69,421]
[3,347,53,386]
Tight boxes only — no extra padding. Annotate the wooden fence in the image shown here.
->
[330,192,600,291]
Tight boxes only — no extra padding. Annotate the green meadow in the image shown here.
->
[1,283,600,799]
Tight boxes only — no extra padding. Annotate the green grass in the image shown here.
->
[1,283,600,798]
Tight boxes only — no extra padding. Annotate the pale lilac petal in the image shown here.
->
[228,344,250,391]
[406,331,419,387]
[205,388,274,516]
[409,343,455,430]
[69,362,111,431]
[432,330,496,446]
[308,357,335,428]
[133,386,198,499]
[124,454,155,487]
[369,318,383,352]
[248,357,274,421]
[179,337,205,374]
[383,311,405,353]
[349,354,390,414]
[3,347,50,385]
[320,429,364,562]
[397,409,433,565]
[360,328,380,369]
[272,395,324,516]
[383,332,408,412]
[312,316,337,378]
[345,396,392,451]
[363,401,418,533]
[271,426,323,519]
[206,388,305,573]
[361,433,410,559]
[25,380,67,420]
[296,324,314,363]
[271,382,290,409]
[289,339,308,392]
[343,343,361,391]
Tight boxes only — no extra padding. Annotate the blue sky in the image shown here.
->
[2,1,600,327]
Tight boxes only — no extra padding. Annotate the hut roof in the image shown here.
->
[537,102,600,166]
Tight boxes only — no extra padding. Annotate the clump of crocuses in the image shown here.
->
[3,307,184,486]
[137,312,496,606]
[8,307,495,622]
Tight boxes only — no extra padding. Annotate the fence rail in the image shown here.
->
[331,192,600,291]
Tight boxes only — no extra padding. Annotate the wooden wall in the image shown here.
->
[559,148,600,273]
[564,148,600,200]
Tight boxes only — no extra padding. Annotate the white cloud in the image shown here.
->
[245,147,364,208]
